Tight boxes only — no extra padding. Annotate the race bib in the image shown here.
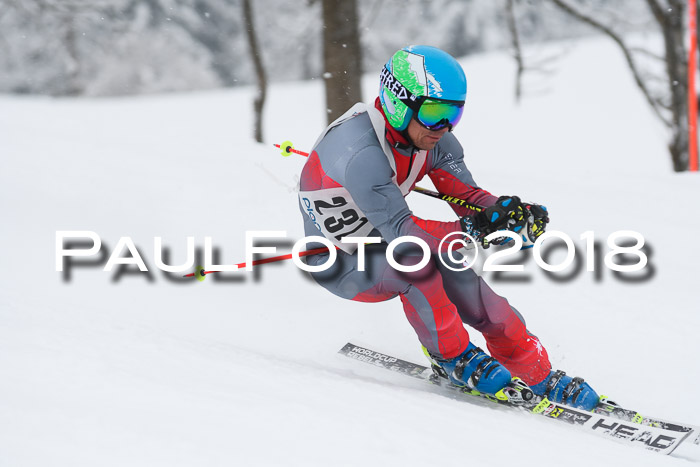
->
[299,187,376,253]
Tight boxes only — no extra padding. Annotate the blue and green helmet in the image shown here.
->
[379,45,467,132]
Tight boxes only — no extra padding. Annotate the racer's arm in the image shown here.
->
[427,132,497,217]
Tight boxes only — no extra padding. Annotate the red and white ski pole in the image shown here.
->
[182,245,334,281]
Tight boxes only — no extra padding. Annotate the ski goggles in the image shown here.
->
[414,98,464,131]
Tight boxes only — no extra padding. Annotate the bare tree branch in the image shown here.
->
[505,0,524,102]
[550,0,672,128]
[630,47,666,62]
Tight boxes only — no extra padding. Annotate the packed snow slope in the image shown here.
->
[2,37,699,466]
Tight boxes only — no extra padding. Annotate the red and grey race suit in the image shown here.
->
[298,99,551,385]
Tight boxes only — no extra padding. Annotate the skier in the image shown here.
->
[298,45,599,410]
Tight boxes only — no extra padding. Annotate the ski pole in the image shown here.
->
[183,246,333,280]
[185,146,490,280]
[274,141,310,157]
[411,186,485,212]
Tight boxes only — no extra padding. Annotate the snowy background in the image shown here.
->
[2,22,700,467]
[0,0,651,96]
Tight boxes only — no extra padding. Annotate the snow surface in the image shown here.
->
[1,36,699,466]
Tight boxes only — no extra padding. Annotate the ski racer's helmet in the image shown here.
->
[379,45,467,132]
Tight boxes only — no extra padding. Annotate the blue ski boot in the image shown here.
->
[530,370,599,411]
[423,342,534,404]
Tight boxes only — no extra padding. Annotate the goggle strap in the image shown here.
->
[380,65,422,112]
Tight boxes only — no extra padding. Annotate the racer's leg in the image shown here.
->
[436,257,551,385]
[307,245,469,359]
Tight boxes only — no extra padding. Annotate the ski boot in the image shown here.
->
[423,343,534,405]
[530,370,599,411]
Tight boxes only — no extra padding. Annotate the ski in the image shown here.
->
[339,342,699,455]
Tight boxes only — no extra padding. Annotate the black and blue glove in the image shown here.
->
[460,196,529,248]
[524,203,549,242]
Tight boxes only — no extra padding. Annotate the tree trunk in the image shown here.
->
[321,0,363,124]
[242,0,267,143]
[648,0,689,171]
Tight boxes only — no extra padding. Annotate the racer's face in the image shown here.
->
[407,118,450,150]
